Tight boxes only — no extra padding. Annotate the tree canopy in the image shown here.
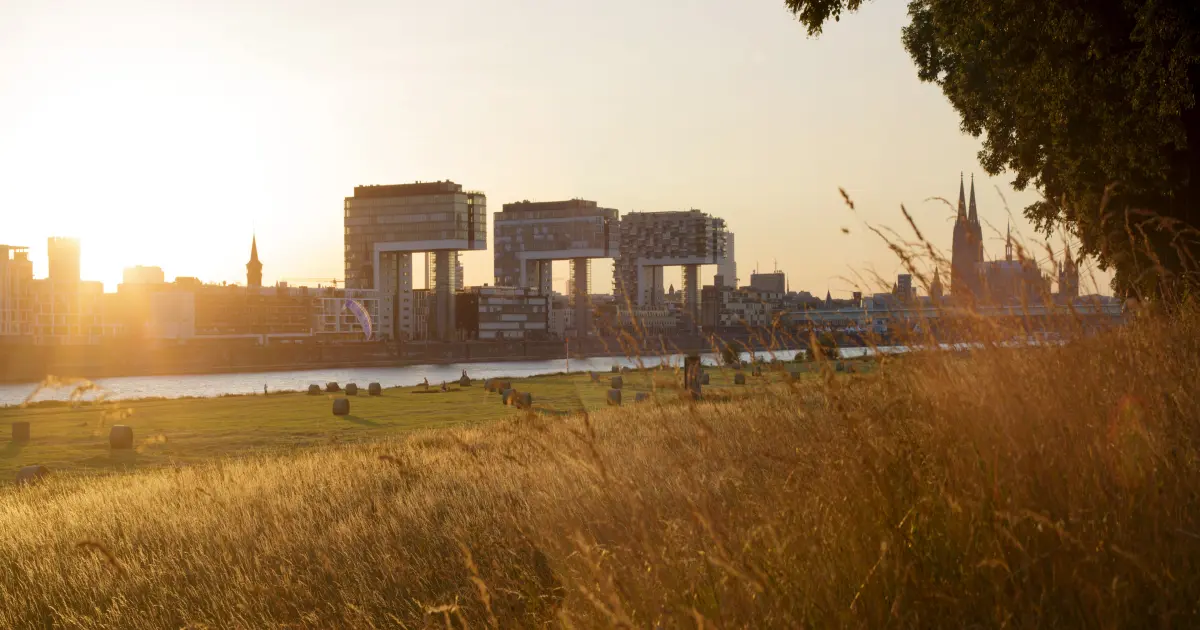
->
[786,0,1200,299]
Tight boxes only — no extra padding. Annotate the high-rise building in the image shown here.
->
[951,174,984,299]
[613,210,726,331]
[493,199,618,338]
[246,235,263,288]
[47,237,81,285]
[344,181,487,341]
[0,245,34,338]
[750,271,786,294]
[717,232,737,288]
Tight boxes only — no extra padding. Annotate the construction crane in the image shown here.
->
[280,277,345,288]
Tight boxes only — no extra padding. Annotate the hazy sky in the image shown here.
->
[0,0,1111,296]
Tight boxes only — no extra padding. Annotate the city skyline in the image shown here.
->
[0,0,1111,296]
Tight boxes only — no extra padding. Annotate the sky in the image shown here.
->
[0,0,1112,297]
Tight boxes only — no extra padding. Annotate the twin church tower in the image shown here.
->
[951,173,984,298]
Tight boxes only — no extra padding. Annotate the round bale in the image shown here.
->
[635,392,650,403]
[607,389,622,406]
[16,465,49,486]
[611,366,620,373]
[307,384,321,395]
[12,421,30,443]
[332,398,351,416]
[699,372,710,385]
[325,382,340,393]
[459,375,471,387]
[109,425,134,450]
[734,372,746,385]
[500,389,513,405]
[517,392,533,409]
[368,382,382,396]
[345,383,358,396]
[611,376,623,390]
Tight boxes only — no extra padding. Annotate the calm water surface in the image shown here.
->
[0,348,895,406]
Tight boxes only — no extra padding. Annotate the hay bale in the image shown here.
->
[109,425,134,450]
[699,372,710,385]
[500,389,513,404]
[16,465,48,486]
[635,392,650,403]
[621,366,633,373]
[611,366,620,373]
[484,378,495,391]
[332,398,350,416]
[589,371,600,382]
[307,384,322,395]
[325,382,340,393]
[752,364,763,376]
[835,362,846,373]
[458,375,471,387]
[516,392,533,409]
[611,376,623,390]
[368,382,382,396]
[12,421,30,443]
[344,383,358,396]
[607,389,622,406]
[734,372,746,385]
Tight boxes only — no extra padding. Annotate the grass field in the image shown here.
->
[0,362,829,480]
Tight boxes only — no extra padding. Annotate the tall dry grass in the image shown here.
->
[0,299,1196,628]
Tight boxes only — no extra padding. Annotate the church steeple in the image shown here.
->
[968,174,979,224]
[957,172,967,219]
[1005,221,1013,262]
[930,268,944,303]
[247,234,263,288]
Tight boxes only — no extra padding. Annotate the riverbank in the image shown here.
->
[0,362,827,480]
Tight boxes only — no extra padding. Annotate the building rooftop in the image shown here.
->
[352,181,464,198]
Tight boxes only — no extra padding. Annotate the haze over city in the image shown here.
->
[0,0,1107,295]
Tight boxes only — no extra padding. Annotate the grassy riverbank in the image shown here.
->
[0,306,1195,627]
[0,363,828,479]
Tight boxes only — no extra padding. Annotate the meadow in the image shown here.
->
[0,363,821,480]
[0,306,1195,628]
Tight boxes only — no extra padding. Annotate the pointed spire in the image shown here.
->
[246,233,263,288]
[968,174,979,224]
[1005,221,1013,262]
[249,234,260,264]
[956,172,967,219]
[824,289,832,308]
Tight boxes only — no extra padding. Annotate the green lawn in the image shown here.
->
[0,363,835,481]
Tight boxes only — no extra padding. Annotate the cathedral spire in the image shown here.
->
[247,234,263,288]
[968,174,979,224]
[956,172,967,219]
[1005,221,1013,262]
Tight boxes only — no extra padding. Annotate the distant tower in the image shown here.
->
[1058,243,1080,302]
[951,173,984,299]
[1005,222,1014,262]
[930,268,944,305]
[247,234,263,288]
[824,289,833,309]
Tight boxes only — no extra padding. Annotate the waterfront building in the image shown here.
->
[493,198,618,339]
[344,181,487,341]
[0,244,34,339]
[716,232,737,288]
[613,210,726,331]
[455,286,548,341]
[47,237,81,285]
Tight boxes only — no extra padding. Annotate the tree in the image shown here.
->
[785,0,1200,299]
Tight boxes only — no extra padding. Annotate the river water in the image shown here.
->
[3,348,901,406]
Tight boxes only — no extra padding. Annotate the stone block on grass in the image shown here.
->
[110,425,134,450]
[368,382,382,396]
[332,398,351,416]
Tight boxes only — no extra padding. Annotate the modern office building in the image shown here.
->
[750,271,786,294]
[0,244,34,338]
[493,199,618,338]
[47,237,81,285]
[122,265,166,285]
[716,232,737,288]
[613,210,726,330]
[455,285,548,341]
[344,181,486,341]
